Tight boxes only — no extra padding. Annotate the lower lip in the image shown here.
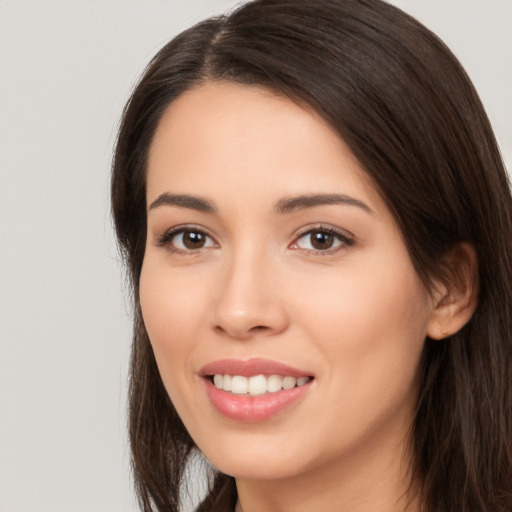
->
[203,378,312,422]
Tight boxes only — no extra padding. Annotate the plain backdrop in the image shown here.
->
[0,1,510,511]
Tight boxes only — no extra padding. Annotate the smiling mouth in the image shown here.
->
[210,374,313,397]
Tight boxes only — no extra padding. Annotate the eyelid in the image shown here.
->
[153,223,353,255]
[155,224,218,252]
[289,224,355,253]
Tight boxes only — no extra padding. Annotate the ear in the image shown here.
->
[427,243,479,340]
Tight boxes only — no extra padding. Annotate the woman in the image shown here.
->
[111,0,512,510]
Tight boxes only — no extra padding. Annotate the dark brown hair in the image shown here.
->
[111,1,512,510]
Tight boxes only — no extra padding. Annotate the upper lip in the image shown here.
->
[199,358,313,378]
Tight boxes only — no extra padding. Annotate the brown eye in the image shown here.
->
[165,229,216,251]
[309,231,335,250]
[294,228,352,253]
[181,230,207,249]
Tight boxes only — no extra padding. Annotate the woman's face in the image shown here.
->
[140,82,435,481]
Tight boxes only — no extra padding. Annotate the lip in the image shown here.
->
[199,358,313,378]
[199,358,314,422]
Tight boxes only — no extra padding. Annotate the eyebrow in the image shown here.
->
[148,193,216,213]
[274,193,373,215]
[148,192,373,215]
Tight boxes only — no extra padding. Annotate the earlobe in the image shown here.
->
[426,243,479,340]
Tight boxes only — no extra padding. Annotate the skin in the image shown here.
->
[140,81,452,512]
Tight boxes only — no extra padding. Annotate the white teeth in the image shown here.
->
[282,376,297,390]
[231,375,248,394]
[221,374,232,392]
[248,375,267,396]
[266,375,283,393]
[297,377,310,386]
[213,374,223,388]
[212,374,312,395]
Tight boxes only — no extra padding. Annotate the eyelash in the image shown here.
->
[291,225,354,255]
[155,224,354,256]
[155,225,215,254]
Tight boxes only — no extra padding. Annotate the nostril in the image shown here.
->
[213,323,271,338]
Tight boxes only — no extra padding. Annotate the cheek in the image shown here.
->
[140,257,210,336]
[138,260,217,431]
[294,255,429,408]
[297,255,428,341]
[139,260,208,385]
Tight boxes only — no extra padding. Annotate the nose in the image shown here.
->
[211,251,289,340]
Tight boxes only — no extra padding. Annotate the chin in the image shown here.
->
[209,454,307,481]
[196,430,321,481]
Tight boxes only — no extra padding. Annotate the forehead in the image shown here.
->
[146,81,384,216]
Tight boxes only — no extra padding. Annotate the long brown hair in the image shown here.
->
[111,1,512,510]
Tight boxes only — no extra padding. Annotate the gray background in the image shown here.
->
[0,1,510,511]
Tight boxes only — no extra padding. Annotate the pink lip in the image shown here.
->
[199,358,314,422]
[199,358,313,378]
